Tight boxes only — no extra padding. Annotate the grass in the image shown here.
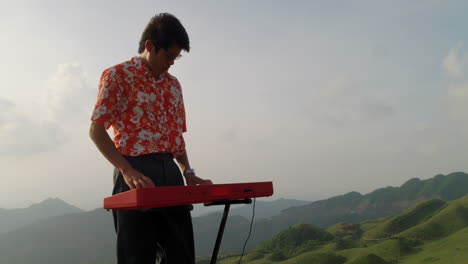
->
[399,226,468,264]
[345,253,388,264]
[400,203,468,241]
[212,195,468,264]
[363,199,446,240]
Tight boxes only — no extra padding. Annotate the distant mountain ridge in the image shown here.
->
[0,197,83,234]
[192,198,310,219]
[0,208,113,264]
[0,198,309,263]
[214,194,468,264]
[269,172,468,230]
[1,172,468,263]
[196,172,468,255]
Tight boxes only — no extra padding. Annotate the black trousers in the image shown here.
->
[112,153,195,264]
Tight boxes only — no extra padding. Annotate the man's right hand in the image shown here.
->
[89,122,155,189]
[121,167,155,189]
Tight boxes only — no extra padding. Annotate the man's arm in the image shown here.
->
[89,122,154,189]
[175,150,212,185]
[175,151,191,172]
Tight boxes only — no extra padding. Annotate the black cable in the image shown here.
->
[238,195,256,264]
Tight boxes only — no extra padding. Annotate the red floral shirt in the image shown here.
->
[91,56,187,157]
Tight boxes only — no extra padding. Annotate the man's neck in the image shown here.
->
[140,53,162,78]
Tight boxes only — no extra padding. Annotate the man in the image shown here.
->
[89,13,212,264]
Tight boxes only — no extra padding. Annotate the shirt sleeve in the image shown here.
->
[90,68,122,130]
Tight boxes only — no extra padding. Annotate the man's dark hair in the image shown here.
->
[138,13,190,54]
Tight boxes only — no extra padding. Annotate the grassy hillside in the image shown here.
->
[346,254,388,264]
[270,172,468,232]
[257,223,334,259]
[214,195,468,264]
[363,199,447,239]
[399,201,468,241]
[399,226,468,264]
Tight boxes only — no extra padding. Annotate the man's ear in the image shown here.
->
[144,40,155,53]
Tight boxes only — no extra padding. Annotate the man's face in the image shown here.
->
[148,42,182,74]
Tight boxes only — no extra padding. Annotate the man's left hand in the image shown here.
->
[184,173,213,186]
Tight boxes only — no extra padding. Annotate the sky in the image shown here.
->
[1,0,468,210]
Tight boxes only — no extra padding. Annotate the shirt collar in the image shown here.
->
[131,56,166,82]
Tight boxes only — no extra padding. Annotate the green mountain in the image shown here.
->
[0,198,305,263]
[258,223,334,259]
[2,172,468,263]
[215,194,468,264]
[270,172,468,230]
[0,198,84,234]
[399,196,468,241]
[363,199,447,239]
[208,172,468,257]
[0,208,114,264]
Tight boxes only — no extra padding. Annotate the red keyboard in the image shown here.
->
[104,181,273,210]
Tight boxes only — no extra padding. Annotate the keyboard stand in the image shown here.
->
[204,198,252,264]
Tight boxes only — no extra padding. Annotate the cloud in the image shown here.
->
[42,63,95,124]
[444,43,468,122]
[447,81,468,121]
[359,98,395,121]
[443,42,468,78]
[218,126,238,143]
[416,142,438,155]
[0,97,65,156]
[304,74,395,125]
[0,63,95,156]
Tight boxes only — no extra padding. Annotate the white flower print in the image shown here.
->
[137,91,150,103]
[148,113,155,121]
[123,68,134,84]
[169,98,178,107]
[116,97,128,112]
[138,130,153,141]
[170,86,181,100]
[156,74,165,84]
[150,93,157,101]
[153,133,162,140]
[108,68,117,78]
[92,105,107,120]
[119,133,129,147]
[115,120,125,130]
[132,142,145,155]
[130,115,140,124]
[101,85,109,99]
[129,142,145,156]
[133,106,144,117]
